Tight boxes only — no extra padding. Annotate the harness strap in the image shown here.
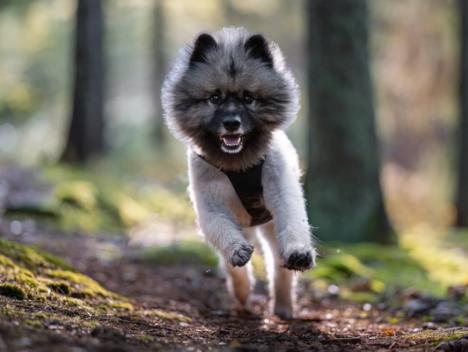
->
[197,154,273,226]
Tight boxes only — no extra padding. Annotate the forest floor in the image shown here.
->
[0,165,467,351]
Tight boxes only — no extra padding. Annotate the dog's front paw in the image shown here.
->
[283,247,316,271]
[229,243,254,267]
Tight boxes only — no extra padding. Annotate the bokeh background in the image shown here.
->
[0,0,467,313]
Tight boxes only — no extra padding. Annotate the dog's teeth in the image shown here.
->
[222,136,241,146]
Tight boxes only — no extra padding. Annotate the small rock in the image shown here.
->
[91,326,125,340]
[422,322,438,330]
[435,336,468,351]
[377,302,388,311]
[327,284,339,296]
[13,337,31,348]
[404,298,433,317]
[430,301,463,322]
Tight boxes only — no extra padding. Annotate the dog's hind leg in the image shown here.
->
[219,227,256,312]
[223,261,254,311]
[258,221,296,319]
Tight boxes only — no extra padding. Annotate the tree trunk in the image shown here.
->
[456,0,468,227]
[151,0,166,145]
[62,0,104,163]
[305,0,393,243]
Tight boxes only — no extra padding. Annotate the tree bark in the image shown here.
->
[305,0,393,243]
[456,0,468,227]
[62,0,104,163]
[152,0,166,145]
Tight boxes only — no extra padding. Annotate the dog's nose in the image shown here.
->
[223,117,241,132]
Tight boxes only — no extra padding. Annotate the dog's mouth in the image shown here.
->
[220,134,244,154]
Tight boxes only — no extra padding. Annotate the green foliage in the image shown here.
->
[5,164,196,234]
[0,1,73,123]
[400,227,468,289]
[313,252,374,281]
[55,180,98,210]
[308,237,468,302]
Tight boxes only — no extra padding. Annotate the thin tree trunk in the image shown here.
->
[305,0,393,243]
[152,0,166,145]
[456,0,468,227]
[62,0,104,163]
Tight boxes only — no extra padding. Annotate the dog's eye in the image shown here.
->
[243,92,254,105]
[209,94,222,104]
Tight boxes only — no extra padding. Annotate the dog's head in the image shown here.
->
[162,27,299,170]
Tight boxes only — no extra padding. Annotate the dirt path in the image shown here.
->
[1,225,467,352]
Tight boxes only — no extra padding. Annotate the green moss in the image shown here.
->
[59,204,117,233]
[0,304,26,319]
[21,310,102,332]
[135,335,155,344]
[0,239,132,311]
[24,319,43,329]
[305,239,468,300]
[339,289,379,303]
[0,239,72,271]
[0,283,26,299]
[312,252,374,282]
[142,309,192,322]
[141,240,218,267]
[0,254,16,268]
[401,228,468,291]
[407,328,468,344]
[41,164,195,234]
[46,281,71,295]
[108,301,134,311]
[30,312,51,320]
[4,201,59,219]
[46,269,119,299]
[143,188,195,226]
[55,180,98,210]
[98,190,151,228]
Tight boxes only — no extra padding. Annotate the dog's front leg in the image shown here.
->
[262,151,316,272]
[196,204,253,267]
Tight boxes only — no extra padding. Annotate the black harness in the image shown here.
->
[198,155,273,227]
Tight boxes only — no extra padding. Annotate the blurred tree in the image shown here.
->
[305,0,393,243]
[456,0,468,228]
[0,0,29,12]
[222,0,236,21]
[62,0,105,163]
[152,0,166,145]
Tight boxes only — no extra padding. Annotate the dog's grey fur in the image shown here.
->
[162,27,316,319]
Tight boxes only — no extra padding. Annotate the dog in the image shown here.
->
[161,27,316,319]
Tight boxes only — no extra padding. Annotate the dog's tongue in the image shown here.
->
[222,135,241,146]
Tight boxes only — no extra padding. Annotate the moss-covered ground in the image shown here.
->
[4,164,194,234]
[0,164,467,351]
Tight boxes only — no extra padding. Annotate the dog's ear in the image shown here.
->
[244,34,273,68]
[190,33,218,66]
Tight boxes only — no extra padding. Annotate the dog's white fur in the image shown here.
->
[188,130,316,318]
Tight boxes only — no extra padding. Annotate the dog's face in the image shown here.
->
[162,28,299,170]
